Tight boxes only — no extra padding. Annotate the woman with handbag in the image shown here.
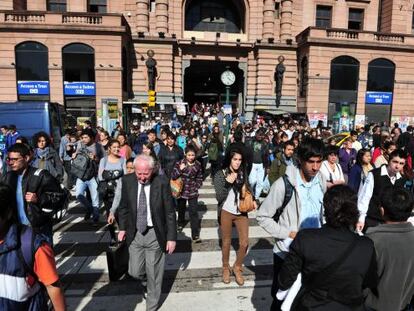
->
[98,139,126,244]
[213,147,257,286]
[171,145,203,242]
[278,185,378,311]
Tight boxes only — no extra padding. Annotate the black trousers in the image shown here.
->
[271,253,285,311]
[177,197,200,238]
[63,160,76,189]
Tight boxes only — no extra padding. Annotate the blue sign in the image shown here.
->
[365,92,393,105]
[64,82,96,96]
[17,81,49,95]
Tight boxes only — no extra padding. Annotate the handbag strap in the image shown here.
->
[304,235,358,290]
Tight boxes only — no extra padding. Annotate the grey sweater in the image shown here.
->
[365,222,414,311]
[257,165,327,254]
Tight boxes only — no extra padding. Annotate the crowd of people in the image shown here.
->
[0,108,413,311]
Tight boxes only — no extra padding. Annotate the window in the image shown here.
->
[316,5,332,28]
[47,0,66,12]
[329,56,360,91]
[412,5,414,33]
[62,43,95,82]
[15,41,49,100]
[274,2,280,19]
[150,0,156,13]
[87,0,107,13]
[348,8,364,30]
[300,57,308,97]
[366,58,395,124]
[185,0,244,33]
[15,41,49,82]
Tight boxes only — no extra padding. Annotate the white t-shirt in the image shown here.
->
[222,188,241,215]
[320,160,345,183]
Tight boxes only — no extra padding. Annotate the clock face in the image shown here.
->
[221,70,236,86]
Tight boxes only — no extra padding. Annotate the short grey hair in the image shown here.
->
[133,154,155,169]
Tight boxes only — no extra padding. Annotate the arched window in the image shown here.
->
[329,56,359,91]
[62,43,96,126]
[299,57,308,97]
[366,58,395,124]
[185,0,245,33]
[15,41,49,82]
[328,56,360,132]
[62,43,95,82]
[412,5,414,33]
[15,41,49,100]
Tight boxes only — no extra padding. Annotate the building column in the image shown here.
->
[156,0,169,34]
[280,0,292,41]
[136,0,149,33]
[262,0,275,40]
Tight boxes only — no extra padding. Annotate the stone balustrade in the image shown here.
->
[0,11,122,28]
[297,27,413,45]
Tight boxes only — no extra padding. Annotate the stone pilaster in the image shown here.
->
[136,0,149,33]
[156,0,169,34]
[280,0,292,41]
[262,0,275,40]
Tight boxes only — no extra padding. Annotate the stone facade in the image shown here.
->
[0,0,414,126]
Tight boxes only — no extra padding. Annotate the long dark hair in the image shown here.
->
[222,147,247,193]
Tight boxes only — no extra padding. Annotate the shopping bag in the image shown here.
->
[106,241,129,281]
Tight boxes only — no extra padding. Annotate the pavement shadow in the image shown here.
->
[244,238,274,310]
[72,278,144,311]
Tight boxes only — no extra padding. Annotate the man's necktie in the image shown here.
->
[136,184,148,233]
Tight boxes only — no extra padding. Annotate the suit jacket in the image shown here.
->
[117,173,177,251]
[278,225,378,311]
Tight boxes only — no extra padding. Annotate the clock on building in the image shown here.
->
[221,70,236,86]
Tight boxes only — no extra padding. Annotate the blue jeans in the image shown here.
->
[249,163,265,198]
[75,177,100,221]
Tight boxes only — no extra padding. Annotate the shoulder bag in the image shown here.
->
[239,183,256,213]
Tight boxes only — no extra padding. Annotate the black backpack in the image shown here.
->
[28,169,70,225]
[71,149,97,181]
[272,175,295,222]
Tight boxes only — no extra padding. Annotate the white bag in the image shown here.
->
[276,273,302,311]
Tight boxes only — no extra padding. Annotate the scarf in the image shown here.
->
[32,147,54,173]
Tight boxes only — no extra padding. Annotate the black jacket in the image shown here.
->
[1,166,62,228]
[117,173,177,251]
[278,225,378,311]
[158,145,184,178]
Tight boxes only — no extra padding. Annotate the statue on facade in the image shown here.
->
[275,55,285,108]
[146,49,157,91]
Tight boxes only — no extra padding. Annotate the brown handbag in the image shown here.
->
[239,184,256,213]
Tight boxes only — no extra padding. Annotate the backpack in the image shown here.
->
[71,149,97,181]
[208,142,219,161]
[272,175,295,222]
[29,169,70,225]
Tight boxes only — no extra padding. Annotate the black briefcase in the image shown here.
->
[106,241,129,282]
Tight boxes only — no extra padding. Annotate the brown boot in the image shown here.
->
[233,265,244,286]
[222,265,232,284]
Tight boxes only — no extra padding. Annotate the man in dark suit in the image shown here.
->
[118,154,177,311]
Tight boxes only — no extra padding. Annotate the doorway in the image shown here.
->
[184,60,244,112]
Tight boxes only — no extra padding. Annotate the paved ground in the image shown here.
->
[56,177,274,311]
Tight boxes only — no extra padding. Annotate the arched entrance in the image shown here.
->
[328,56,360,132]
[365,58,395,124]
[15,41,50,101]
[184,60,245,113]
[62,43,96,126]
[184,0,246,33]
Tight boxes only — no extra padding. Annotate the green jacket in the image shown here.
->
[268,152,289,185]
